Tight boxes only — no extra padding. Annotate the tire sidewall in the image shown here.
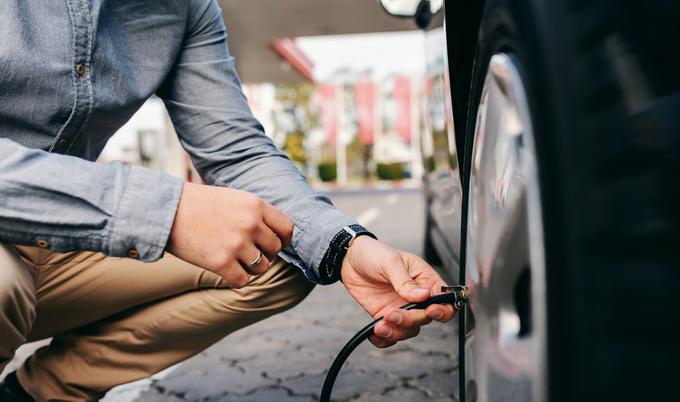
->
[461,1,568,401]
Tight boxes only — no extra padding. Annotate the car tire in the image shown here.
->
[461,1,680,402]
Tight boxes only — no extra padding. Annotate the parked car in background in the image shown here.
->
[379,1,680,401]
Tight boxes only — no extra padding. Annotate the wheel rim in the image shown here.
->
[465,53,546,402]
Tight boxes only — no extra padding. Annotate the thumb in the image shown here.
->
[388,256,430,302]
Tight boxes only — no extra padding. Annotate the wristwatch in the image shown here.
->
[318,224,377,283]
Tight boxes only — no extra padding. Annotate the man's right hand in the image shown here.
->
[167,182,294,288]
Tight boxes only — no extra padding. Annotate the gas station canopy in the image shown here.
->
[217,0,417,84]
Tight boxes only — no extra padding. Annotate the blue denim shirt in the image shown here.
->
[0,0,357,284]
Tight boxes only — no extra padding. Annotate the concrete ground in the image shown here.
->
[6,188,460,402]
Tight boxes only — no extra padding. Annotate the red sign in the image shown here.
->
[354,81,376,145]
[317,85,338,145]
[394,76,412,142]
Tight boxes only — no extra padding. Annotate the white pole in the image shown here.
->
[336,87,348,186]
[410,76,423,184]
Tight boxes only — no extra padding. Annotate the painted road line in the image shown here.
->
[385,193,400,206]
[356,207,381,227]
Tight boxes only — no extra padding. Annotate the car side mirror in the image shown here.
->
[413,0,433,29]
[378,0,443,29]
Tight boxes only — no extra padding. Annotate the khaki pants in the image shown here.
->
[0,244,314,401]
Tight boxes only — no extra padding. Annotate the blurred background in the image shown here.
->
[6,1,460,401]
[98,0,438,191]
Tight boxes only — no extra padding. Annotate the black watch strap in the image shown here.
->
[318,224,377,284]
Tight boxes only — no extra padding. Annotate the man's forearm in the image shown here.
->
[156,0,359,283]
[0,138,183,260]
[213,143,359,284]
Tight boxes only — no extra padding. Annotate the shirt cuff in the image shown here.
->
[317,224,377,283]
[284,206,358,285]
[106,165,184,261]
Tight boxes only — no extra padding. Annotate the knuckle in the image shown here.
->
[246,194,264,210]
[241,215,260,232]
[229,239,245,254]
[210,252,231,270]
[402,251,419,261]
[232,235,249,250]
[241,191,258,204]
[386,253,402,267]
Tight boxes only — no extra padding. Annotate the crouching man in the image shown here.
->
[0,1,454,400]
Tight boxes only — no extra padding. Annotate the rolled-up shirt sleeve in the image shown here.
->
[0,138,184,261]
[156,0,357,284]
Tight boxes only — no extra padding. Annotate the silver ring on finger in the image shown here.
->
[247,250,263,269]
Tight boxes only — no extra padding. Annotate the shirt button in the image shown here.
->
[56,138,68,147]
[36,239,49,248]
[127,247,140,259]
[75,63,85,77]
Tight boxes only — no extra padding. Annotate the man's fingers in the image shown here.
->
[374,321,421,343]
[216,261,251,288]
[255,223,283,260]
[368,335,397,349]
[385,255,430,303]
[375,309,430,343]
[384,309,432,329]
[425,304,455,323]
[261,202,294,247]
[238,245,270,275]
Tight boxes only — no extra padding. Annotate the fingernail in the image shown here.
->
[434,311,444,320]
[376,325,392,338]
[387,311,402,325]
[409,288,429,298]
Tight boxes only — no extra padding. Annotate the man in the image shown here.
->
[0,1,455,400]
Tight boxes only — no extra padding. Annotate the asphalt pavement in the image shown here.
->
[7,188,460,402]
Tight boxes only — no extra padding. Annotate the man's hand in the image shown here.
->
[167,182,294,287]
[340,236,456,348]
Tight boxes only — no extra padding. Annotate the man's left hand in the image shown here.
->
[340,236,456,348]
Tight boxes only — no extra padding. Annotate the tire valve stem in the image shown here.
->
[441,285,470,311]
